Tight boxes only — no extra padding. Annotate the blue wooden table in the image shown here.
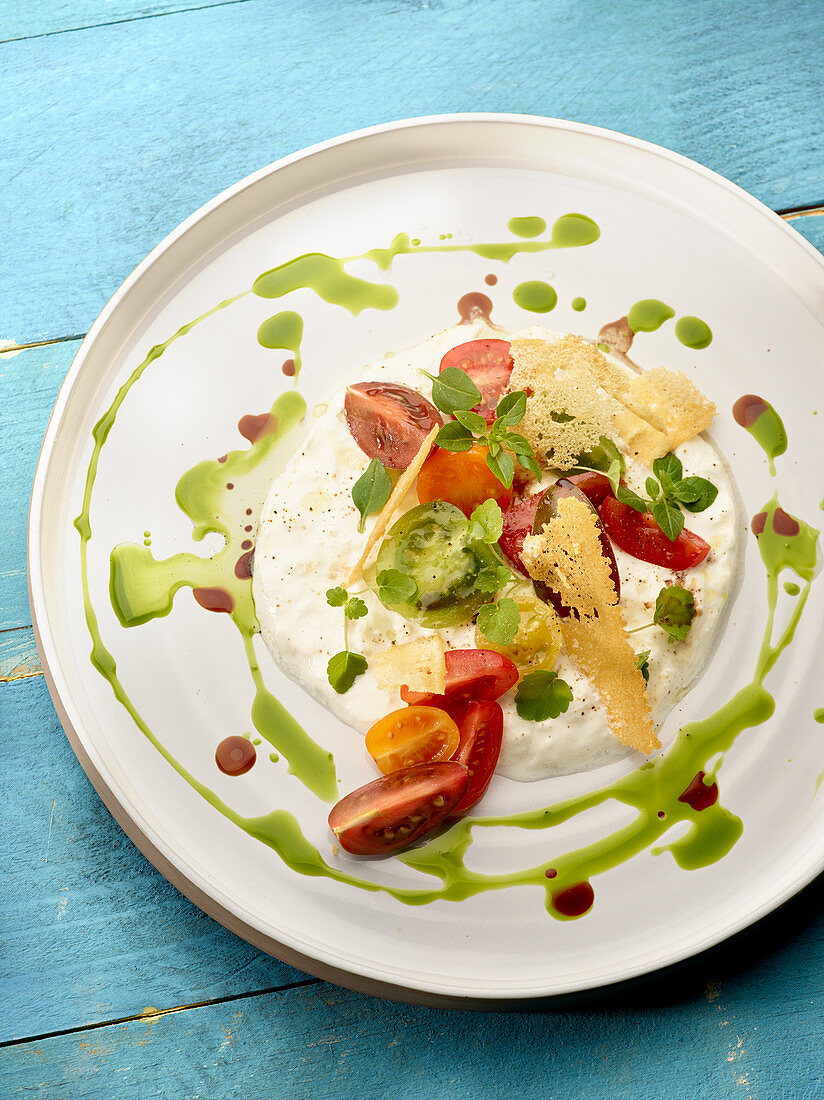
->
[3,3,824,1096]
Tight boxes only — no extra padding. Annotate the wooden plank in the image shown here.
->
[2,1,251,43]
[0,675,308,1044]
[0,341,80,631]
[785,210,824,256]
[2,0,824,342]
[2,948,823,1100]
[0,626,41,681]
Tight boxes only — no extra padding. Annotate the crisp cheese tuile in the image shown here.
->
[346,424,439,584]
[618,367,717,462]
[509,336,663,470]
[370,636,446,694]
[522,496,659,755]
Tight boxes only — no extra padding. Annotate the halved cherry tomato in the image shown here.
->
[448,700,503,814]
[365,706,460,775]
[416,442,513,517]
[599,495,711,570]
[401,648,519,708]
[344,381,442,469]
[328,761,469,855]
[499,489,549,575]
[565,471,614,508]
[474,591,562,672]
[439,339,513,423]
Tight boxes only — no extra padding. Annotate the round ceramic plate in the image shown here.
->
[29,115,824,1006]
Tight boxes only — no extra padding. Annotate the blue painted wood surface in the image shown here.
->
[2,1,823,1095]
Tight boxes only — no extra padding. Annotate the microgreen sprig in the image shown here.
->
[421,369,541,489]
[351,458,392,533]
[515,670,574,722]
[627,584,696,643]
[325,587,369,693]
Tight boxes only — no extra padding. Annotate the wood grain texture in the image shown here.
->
[0,627,41,680]
[0,675,309,1044]
[2,0,824,342]
[2,1,252,42]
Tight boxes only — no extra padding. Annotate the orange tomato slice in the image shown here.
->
[416,442,513,517]
[365,706,461,775]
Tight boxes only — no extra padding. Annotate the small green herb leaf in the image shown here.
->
[572,436,625,476]
[351,458,392,533]
[636,650,651,685]
[344,597,368,620]
[376,568,417,605]
[486,449,515,488]
[327,650,368,694]
[654,584,695,641]
[616,484,649,513]
[435,421,474,451]
[653,453,683,483]
[674,476,718,513]
[515,670,574,721]
[427,366,482,413]
[476,597,521,646]
[645,477,660,499]
[494,390,527,426]
[453,409,488,433]
[474,562,514,593]
[326,587,348,607]
[651,498,685,541]
[468,499,504,543]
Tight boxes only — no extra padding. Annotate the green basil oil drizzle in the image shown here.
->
[675,315,713,349]
[627,299,676,333]
[77,216,821,920]
[732,395,788,476]
[513,280,557,313]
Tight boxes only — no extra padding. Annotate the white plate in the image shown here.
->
[29,115,824,1006]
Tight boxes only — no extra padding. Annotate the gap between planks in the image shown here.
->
[0,0,254,46]
[0,978,321,1049]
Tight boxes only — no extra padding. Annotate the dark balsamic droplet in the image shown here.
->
[238,412,278,444]
[218,455,228,464]
[552,881,594,917]
[226,483,234,490]
[732,394,770,429]
[241,539,253,550]
[235,548,254,580]
[773,508,800,537]
[657,810,666,819]
[457,292,494,325]
[544,867,557,879]
[215,735,256,776]
[598,316,634,355]
[751,512,767,537]
[193,587,234,613]
[484,273,498,286]
[282,358,296,377]
[678,770,719,812]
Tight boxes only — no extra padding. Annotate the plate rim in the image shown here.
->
[27,112,824,1005]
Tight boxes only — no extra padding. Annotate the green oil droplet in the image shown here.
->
[549,213,600,248]
[411,238,421,246]
[733,396,787,476]
[253,738,262,746]
[507,216,546,238]
[815,708,824,724]
[257,311,304,376]
[269,752,279,762]
[571,297,586,311]
[627,299,675,333]
[253,252,398,315]
[513,280,557,313]
[784,581,800,596]
[675,316,713,349]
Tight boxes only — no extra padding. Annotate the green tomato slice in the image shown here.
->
[376,501,499,627]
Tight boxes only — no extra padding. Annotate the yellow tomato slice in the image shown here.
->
[475,593,562,672]
[365,706,461,775]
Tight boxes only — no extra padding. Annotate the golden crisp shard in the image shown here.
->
[522,496,659,755]
[370,635,446,694]
[619,367,717,462]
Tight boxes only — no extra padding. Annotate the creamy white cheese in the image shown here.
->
[253,323,739,780]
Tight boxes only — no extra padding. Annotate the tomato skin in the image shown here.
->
[439,339,513,423]
[447,700,503,814]
[599,495,711,569]
[474,592,562,672]
[401,648,519,708]
[565,471,614,508]
[344,381,442,469]
[365,706,460,775]
[416,443,513,517]
[328,761,469,855]
[499,489,549,575]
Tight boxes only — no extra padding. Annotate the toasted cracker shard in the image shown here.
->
[347,424,439,584]
[509,336,664,470]
[618,367,717,462]
[370,635,446,695]
[522,496,659,755]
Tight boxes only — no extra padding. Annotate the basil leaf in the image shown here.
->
[428,366,481,413]
[486,449,515,488]
[616,484,649,513]
[326,587,348,607]
[327,650,368,694]
[636,650,651,685]
[516,453,542,479]
[468,499,504,543]
[503,431,533,456]
[675,476,718,513]
[351,458,392,534]
[453,409,487,433]
[344,596,368,620]
[651,498,684,541]
[515,670,574,721]
[645,477,660,500]
[476,597,521,646]
[435,421,474,451]
[494,390,527,426]
[653,453,683,483]
[573,436,625,477]
[654,585,695,641]
[376,568,417,605]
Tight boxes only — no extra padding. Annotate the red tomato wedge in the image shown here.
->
[564,471,614,508]
[416,442,513,517]
[344,381,442,469]
[328,761,469,855]
[439,339,514,423]
[447,700,503,814]
[401,649,519,708]
[599,495,711,570]
[499,489,549,575]
[365,706,460,775]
